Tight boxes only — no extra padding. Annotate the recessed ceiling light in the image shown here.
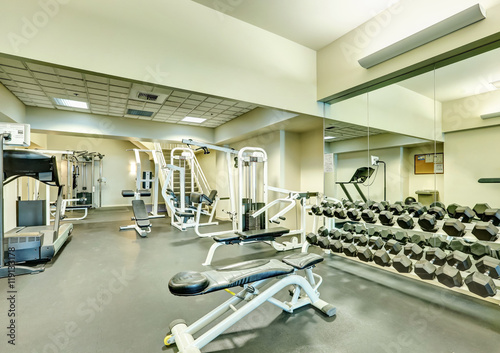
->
[53,98,88,109]
[324,136,337,140]
[182,116,206,123]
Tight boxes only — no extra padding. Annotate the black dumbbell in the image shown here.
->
[354,223,367,235]
[329,237,358,257]
[392,243,424,273]
[410,233,428,247]
[430,201,446,210]
[473,203,490,219]
[393,230,409,244]
[346,208,361,221]
[446,203,461,218]
[397,205,426,229]
[373,240,403,267]
[379,211,395,226]
[414,248,447,280]
[472,209,500,241]
[307,226,329,245]
[427,206,446,220]
[311,205,323,216]
[370,202,387,213]
[380,229,394,241]
[389,203,405,216]
[470,242,491,259]
[322,207,335,218]
[333,208,347,219]
[361,209,377,223]
[343,201,355,209]
[436,251,473,288]
[357,237,385,262]
[465,256,500,297]
[330,228,348,240]
[427,235,449,250]
[343,222,354,233]
[442,207,476,238]
[418,211,441,232]
[449,238,470,253]
[367,227,381,238]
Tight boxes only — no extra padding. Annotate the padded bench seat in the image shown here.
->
[65,205,92,209]
[169,253,323,296]
[132,200,151,229]
[213,227,290,244]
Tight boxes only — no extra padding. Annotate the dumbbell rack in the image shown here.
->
[305,208,500,306]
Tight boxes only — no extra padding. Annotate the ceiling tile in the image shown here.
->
[87,81,108,90]
[85,74,108,84]
[109,78,131,87]
[0,58,25,68]
[188,94,206,101]
[205,97,223,104]
[39,80,64,89]
[109,85,129,94]
[2,66,31,77]
[33,72,60,82]
[61,77,85,86]
[171,90,190,98]
[88,88,108,95]
[109,91,128,99]
[23,89,46,96]
[17,82,41,90]
[56,68,83,79]
[8,75,37,84]
[26,62,56,74]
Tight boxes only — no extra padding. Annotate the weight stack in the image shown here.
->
[77,192,92,206]
[243,199,265,231]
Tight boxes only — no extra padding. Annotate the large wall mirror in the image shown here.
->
[325,44,500,209]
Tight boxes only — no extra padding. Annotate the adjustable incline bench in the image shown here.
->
[165,252,336,353]
[119,189,151,237]
[203,227,290,266]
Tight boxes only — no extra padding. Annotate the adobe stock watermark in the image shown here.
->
[339,0,403,63]
[212,0,244,21]
[7,0,71,53]
[30,267,135,353]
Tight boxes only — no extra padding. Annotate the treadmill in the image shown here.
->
[3,150,73,263]
[336,167,374,202]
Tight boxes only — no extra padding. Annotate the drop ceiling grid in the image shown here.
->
[0,57,258,128]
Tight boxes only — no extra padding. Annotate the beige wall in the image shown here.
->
[317,1,500,101]
[0,82,25,123]
[443,126,500,207]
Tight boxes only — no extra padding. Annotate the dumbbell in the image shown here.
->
[311,205,323,216]
[472,209,500,241]
[418,206,446,232]
[410,233,428,247]
[306,226,330,246]
[446,203,461,218]
[436,251,473,288]
[392,243,424,273]
[346,208,361,221]
[367,227,381,238]
[427,235,449,250]
[449,238,470,253]
[361,209,377,224]
[465,256,500,297]
[430,201,446,210]
[370,202,387,213]
[343,222,354,233]
[389,203,405,216]
[333,208,348,219]
[357,237,385,262]
[354,223,367,235]
[380,229,394,241]
[473,203,490,219]
[470,242,491,259]
[343,200,355,209]
[322,207,335,218]
[414,248,448,280]
[329,235,359,257]
[378,210,395,226]
[393,230,409,244]
[397,205,426,229]
[373,240,403,267]
[442,207,475,237]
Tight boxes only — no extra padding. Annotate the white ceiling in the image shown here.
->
[324,120,386,141]
[191,0,400,50]
[0,57,258,128]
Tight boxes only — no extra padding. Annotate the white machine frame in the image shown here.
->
[165,260,334,353]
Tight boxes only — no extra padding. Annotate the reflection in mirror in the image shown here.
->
[325,70,437,207]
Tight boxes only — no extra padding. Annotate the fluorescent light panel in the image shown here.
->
[480,112,500,120]
[182,116,206,123]
[53,98,88,109]
[324,136,337,140]
[490,81,500,89]
[358,4,486,69]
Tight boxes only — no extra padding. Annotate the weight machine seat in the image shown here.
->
[65,205,92,209]
[168,253,323,296]
[213,227,290,244]
[132,200,151,229]
[190,189,218,205]
[121,189,152,197]
[175,212,195,218]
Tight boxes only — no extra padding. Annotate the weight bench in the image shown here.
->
[203,227,290,265]
[164,252,336,353]
[119,189,152,237]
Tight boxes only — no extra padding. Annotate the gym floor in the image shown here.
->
[1,208,500,353]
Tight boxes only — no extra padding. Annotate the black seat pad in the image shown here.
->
[122,190,135,197]
[237,227,289,240]
[176,212,195,218]
[282,253,323,270]
[213,234,241,244]
[66,205,92,209]
[169,259,294,296]
[132,200,150,228]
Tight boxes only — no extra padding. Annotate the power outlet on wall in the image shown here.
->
[371,155,379,166]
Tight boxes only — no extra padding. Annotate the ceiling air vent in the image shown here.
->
[127,109,154,117]
[137,92,159,101]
